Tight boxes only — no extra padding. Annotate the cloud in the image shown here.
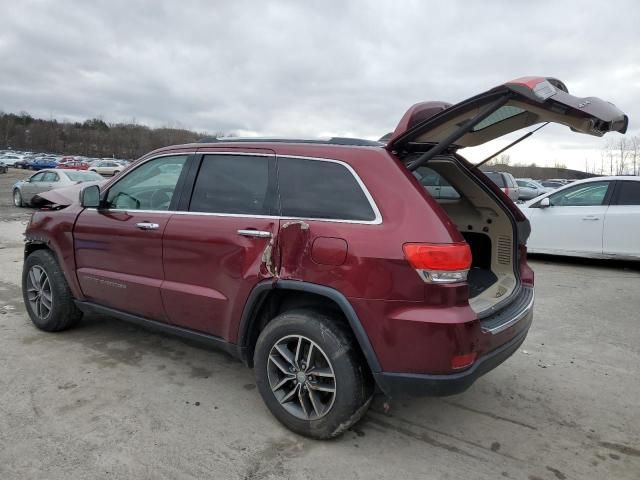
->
[1,0,638,168]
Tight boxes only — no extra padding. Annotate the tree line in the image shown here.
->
[0,111,227,159]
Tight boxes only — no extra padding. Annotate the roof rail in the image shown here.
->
[197,137,382,147]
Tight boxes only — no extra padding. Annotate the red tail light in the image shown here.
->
[403,243,472,270]
[403,243,472,283]
[504,187,510,197]
[451,352,477,370]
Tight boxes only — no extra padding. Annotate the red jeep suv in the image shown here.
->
[22,77,627,439]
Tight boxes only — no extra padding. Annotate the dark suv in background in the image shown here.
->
[22,77,626,438]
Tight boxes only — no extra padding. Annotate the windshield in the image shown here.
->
[65,171,104,182]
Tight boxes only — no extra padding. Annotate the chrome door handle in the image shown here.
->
[581,216,600,221]
[237,229,272,238]
[136,222,160,230]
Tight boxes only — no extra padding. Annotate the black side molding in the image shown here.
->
[237,280,382,373]
[75,301,239,358]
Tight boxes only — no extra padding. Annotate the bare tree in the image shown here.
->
[604,138,616,175]
[552,160,567,169]
[497,153,511,165]
[616,136,628,175]
[629,135,639,176]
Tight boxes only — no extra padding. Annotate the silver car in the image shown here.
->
[12,169,103,207]
[516,179,551,200]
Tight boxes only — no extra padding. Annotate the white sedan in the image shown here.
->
[521,176,640,259]
[89,160,124,176]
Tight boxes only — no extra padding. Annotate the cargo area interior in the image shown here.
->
[411,155,518,315]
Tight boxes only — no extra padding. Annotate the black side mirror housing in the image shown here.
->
[80,184,101,208]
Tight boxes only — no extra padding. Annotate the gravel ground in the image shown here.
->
[1,167,639,479]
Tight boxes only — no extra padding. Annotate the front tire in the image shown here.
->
[23,250,82,332]
[254,309,373,439]
[13,189,24,207]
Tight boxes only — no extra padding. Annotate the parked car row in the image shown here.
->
[0,150,130,175]
[478,170,582,201]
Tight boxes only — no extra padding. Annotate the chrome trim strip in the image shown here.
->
[97,152,383,225]
[481,290,535,334]
[95,208,381,225]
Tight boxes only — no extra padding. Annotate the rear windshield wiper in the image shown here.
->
[471,122,549,170]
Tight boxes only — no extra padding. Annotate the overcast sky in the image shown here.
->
[1,0,639,169]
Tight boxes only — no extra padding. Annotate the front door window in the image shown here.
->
[106,155,188,210]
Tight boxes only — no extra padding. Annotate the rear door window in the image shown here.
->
[277,157,376,221]
[613,181,640,205]
[189,155,273,215]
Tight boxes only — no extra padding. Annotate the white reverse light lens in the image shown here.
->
[417,269,469,284]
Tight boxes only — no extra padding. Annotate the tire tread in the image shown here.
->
[23,249,82,332]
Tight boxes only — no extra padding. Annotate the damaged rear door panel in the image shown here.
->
[272,154,382,292]
[275,220,311,279]
[161,149,278,340]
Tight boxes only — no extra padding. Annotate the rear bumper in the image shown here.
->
[373,296,533,397]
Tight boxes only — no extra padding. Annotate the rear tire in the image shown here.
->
[254,309,373,439]
[23,250,82,332]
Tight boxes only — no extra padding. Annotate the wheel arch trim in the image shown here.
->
[237,280,382,373]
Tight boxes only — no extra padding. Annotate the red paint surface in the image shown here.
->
[162,215,276,339]
[74,209,170,321]
[24,141,534,376]
[311,237,348,266]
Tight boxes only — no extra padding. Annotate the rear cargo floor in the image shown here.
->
[467,267,498,298]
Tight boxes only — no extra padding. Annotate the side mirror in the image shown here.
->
[80,184,101,208]
[539,197,551,208]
